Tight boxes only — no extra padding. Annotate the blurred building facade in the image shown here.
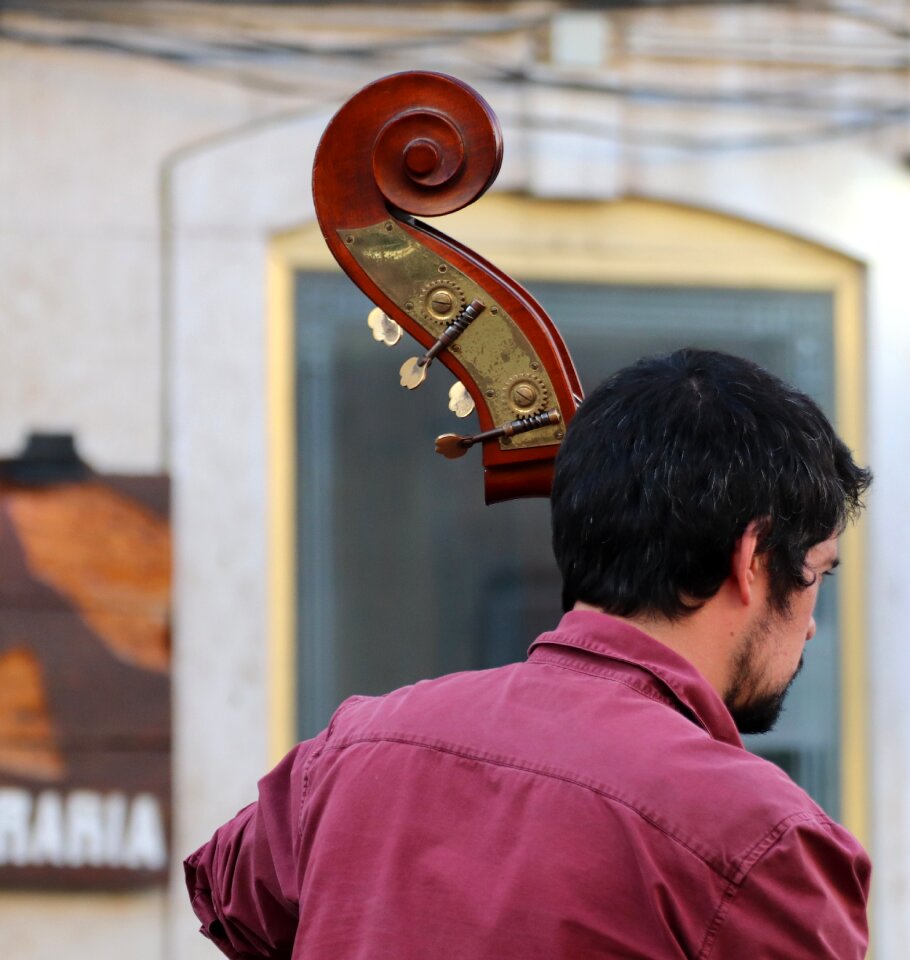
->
[1,2,909,958]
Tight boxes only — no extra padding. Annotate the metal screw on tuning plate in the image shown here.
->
[448,381,476,418]
[367,307,402,346]
[430,289,456,317]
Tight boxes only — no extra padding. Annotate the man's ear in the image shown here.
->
[730,522,762,606]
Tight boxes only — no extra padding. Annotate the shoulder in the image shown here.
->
[643,723,859,880]
[319,669,855,882]
[322,664,526,740]
[702,802,870,958]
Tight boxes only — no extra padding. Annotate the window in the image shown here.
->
[295,271,843,813]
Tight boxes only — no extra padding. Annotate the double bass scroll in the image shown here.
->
[312,71,582,503]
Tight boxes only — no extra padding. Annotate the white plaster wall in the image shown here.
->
[169,110,328,960]
[2,890,167,960]
[0,43,289,472]
[0,40,305,960]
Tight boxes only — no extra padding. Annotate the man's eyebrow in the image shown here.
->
[828,557,841,571]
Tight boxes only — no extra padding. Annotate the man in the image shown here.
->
[186,349,871,958]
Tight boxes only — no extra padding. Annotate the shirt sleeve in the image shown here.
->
[704,816,871,959]
[184,736,325,959]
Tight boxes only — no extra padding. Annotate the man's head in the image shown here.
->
[551,348,871,732]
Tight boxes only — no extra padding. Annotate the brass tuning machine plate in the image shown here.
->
[341,220,565,455]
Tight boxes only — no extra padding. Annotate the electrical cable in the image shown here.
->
[1,3,907,153]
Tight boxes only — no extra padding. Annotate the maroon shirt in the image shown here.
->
[186,610,870,958]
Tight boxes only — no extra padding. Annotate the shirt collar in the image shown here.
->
[528,609,744,749]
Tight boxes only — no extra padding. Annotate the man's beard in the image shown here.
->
[724,609,804,736]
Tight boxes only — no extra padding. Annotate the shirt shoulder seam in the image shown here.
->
[328,731,738,879]
[527,652,679,710]
[297,696,369,832]
[696,811,838,958]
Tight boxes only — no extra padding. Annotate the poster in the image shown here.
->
[0,444,170,889]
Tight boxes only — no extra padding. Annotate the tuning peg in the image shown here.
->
[435,409,561,459]
[400,356,428,389]
[435,434,472,459]
[367,307,402,346]
[448,381,476,418]
[400,299,485,390]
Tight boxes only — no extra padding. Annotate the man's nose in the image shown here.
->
[806,617,817,642]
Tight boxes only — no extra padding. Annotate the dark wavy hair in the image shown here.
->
[551,349,871,617]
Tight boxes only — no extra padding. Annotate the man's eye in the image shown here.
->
[822,570,837,578]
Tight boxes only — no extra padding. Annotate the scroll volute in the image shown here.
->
[312,71,582,503]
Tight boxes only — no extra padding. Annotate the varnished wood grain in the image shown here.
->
[312,71,583,503]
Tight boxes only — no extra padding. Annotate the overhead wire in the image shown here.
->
[1,3,907,153]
